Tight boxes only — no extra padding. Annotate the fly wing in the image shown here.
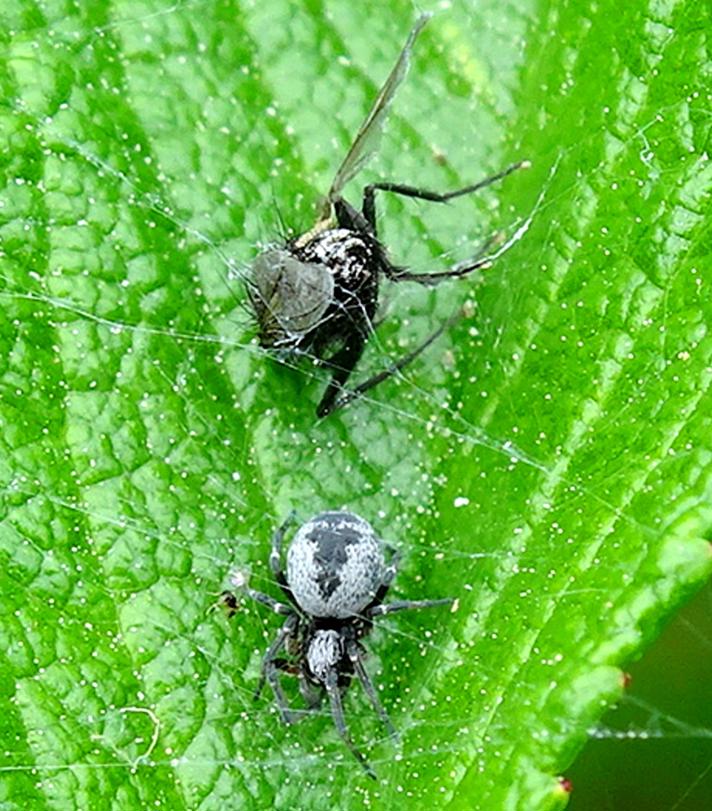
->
[250,249,335,345]
[325,14,431,208]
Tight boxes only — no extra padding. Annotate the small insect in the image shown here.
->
[248,14,529,416]
[221,510,454,778]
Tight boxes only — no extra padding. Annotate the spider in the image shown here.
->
[221,510,454,779]
[248,14,529,416]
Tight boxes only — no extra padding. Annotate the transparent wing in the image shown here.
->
[325,13,431,206]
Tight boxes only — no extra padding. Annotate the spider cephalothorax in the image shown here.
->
[248,14,528,417]
[221,511,454,778]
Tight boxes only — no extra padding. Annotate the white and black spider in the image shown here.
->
[221,510,454,778]
[248,14,528,417]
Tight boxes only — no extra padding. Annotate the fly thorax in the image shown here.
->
[296,229,378,291]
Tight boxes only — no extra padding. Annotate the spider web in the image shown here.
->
[1,1,711,809]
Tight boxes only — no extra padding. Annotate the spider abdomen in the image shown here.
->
[287,511,385,619]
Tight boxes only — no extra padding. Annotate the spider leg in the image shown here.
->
[270,512,299,605]
[380,546,401,590]
[257,613,301,723]
[365,547,401,610]
[362,160,529,232]
[316,334,367,418]
[325,671,377,780]
[367,598,454,619]
[298,674,323,710]
[269,512,294,574]
[322,309,462,414]
[346,640,399,741]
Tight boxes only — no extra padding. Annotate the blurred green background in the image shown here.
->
[570,577,712,811]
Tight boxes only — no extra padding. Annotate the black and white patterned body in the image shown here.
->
[288,226,382,357]
[249,197,396,416]
[221,509,454,778]
[287,511,385,619]
[246,13,527,416]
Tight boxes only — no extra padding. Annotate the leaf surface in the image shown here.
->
[1,1,710,809]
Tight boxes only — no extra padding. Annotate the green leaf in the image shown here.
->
[1,1,710,809]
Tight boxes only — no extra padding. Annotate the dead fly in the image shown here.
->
[248,14,528,417]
